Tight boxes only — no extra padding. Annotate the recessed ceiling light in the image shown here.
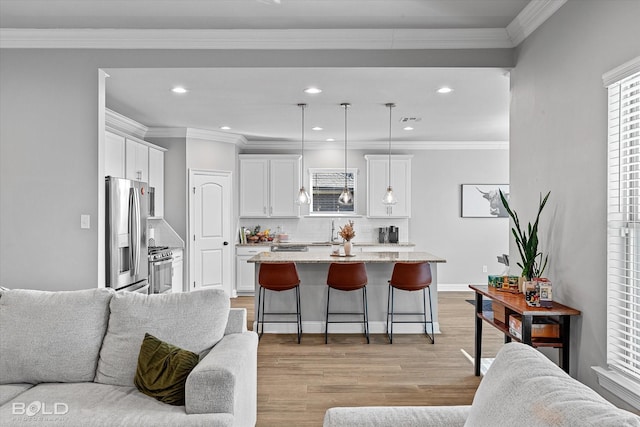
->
[304,87,322,94]
[403,126,414,131]
[220,126,231,130]
[437,87,453,94]
[312,126,323,131]
[171,86,188,94]
[326,138,335,142]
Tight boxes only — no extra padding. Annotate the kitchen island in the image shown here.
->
[247,251,446,335]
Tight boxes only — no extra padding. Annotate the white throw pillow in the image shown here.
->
[94,288,230,387]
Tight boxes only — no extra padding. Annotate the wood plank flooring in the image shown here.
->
[231,291,504,427]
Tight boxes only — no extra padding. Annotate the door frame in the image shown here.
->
[187,168,234,296]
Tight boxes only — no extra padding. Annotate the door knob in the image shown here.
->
[223,241,229,245]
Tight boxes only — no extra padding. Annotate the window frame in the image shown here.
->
[307,167,358,216]
[595,56,640,410]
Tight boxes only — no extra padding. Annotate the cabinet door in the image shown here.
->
[105,131,125,178]
[148,147,164,217]
[125,139,149,183]
[367,157,411,218]
[269,158,300,217]
[171,249,183,293]
[367,158,389,217]
[240,158,269,217]
[236,255,256,293]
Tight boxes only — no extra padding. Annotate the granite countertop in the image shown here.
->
[237,241,416,247]
[247,251,445,264]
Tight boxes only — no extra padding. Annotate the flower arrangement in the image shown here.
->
[338,221,356,241]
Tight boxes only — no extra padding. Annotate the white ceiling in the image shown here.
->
[105,67,511,147]
[2,0,554,149]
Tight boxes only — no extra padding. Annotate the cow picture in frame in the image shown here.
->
[461,184,509,218]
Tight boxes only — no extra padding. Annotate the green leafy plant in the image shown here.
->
[499,190,551,280]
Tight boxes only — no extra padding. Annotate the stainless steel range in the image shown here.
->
[148,246,173,294]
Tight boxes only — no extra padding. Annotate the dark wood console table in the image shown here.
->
[469,285,581,376]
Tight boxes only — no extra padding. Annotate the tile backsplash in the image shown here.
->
[238,217,410,244]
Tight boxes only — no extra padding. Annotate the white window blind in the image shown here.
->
[607,68,640,385]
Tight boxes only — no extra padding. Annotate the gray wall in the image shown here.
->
[510,0,640,411]
[0,48,512,290]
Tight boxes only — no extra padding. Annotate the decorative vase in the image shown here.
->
[344,240,352,256]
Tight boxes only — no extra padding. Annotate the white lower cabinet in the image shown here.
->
[236,247,269,294]
[172,249,183,293]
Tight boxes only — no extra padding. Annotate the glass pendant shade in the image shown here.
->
[382,185,396,205]
[338,187,353,206]
[296,103,310,205]
[382,103,398,206]
[297,186,310,205]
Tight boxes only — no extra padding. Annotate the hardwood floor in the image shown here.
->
[231,291,504,426]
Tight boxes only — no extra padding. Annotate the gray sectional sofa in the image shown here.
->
[0,287,258,426]
[323,342,640,427]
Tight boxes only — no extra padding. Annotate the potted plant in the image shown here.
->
[499,190,551,283]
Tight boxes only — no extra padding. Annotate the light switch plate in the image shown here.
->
[81,214,90,229]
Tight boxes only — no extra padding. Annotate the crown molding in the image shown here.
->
[506,0,567,46]
[241,140,509,151]
[145,127,248,145]
[0,28,513,50]
[105,108,148,139]
[603,56,640,87]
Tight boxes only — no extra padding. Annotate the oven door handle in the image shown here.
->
[151,258,173,266]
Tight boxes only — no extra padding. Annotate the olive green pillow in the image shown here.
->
[134,333,200,406]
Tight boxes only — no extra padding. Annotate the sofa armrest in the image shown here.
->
[323,406,470,427]
[224,308,247,335]
[185,331,258,426]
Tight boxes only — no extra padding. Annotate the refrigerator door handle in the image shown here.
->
[133,187,141,276]
[128,187,140,277]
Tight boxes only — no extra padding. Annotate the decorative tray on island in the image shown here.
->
[330,254,356,257]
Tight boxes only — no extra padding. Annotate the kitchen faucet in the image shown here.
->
[330,219,337,242]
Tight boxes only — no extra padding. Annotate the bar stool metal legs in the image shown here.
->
[386,284,434,344]
[325,286,370,344]
[257,284,302,343]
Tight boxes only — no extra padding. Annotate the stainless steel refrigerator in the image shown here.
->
[105,176,149,292]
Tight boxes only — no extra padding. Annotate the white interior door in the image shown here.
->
[189,170,232,296]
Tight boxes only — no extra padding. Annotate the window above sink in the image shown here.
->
[308,168,358,216]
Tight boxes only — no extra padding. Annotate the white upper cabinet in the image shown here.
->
[125,138,149,183]
[365,155,412,218]
[240,155,301,218]
[105,131,125,178]
[148,146,164,218]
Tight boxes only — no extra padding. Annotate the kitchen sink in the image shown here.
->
[271,245,309,252]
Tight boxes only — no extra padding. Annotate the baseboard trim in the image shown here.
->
[253,321,441,335]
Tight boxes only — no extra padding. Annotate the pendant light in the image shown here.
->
[382,103,398,206]
[338,103,353,206]
[296,103,310,205]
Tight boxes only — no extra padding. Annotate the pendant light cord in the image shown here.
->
[387,103,393,188]
[342,103,349,190]
[299,103,306,186]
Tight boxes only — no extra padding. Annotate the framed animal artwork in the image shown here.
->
[461,184,510,218]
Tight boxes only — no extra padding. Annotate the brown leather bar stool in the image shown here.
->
[257,263,302,343]
[325,262,369,344]
[386,262,434,344]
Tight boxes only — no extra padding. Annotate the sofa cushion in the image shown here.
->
[135,333,200,406]
[465,342,640,427]
[0,288,114,384]
[95,289,229,387]
[0,382,234,427]
[0,384,34,406]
